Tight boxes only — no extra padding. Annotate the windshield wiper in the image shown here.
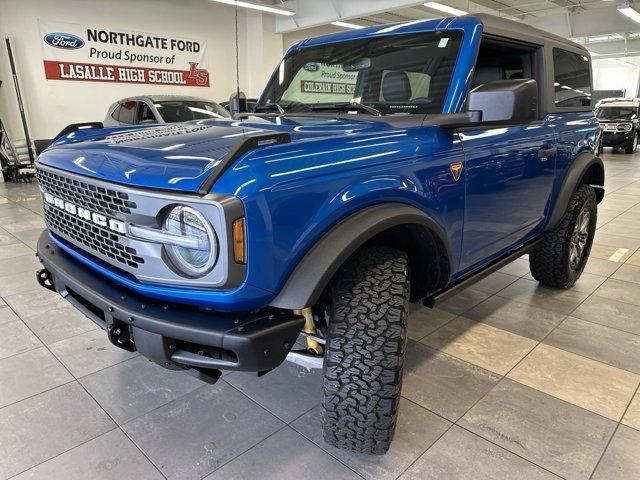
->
[254,103,286,114]
[310,102,382,116]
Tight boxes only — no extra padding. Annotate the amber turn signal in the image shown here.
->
[232,217,246,264]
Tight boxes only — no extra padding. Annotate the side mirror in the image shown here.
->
[468,79,538,124]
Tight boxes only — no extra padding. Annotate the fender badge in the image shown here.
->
[450,162,463,182]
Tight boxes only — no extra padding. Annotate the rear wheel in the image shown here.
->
[321,246,409,455]
[530,185,597,288]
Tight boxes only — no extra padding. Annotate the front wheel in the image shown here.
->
[530,185,597,288]
[625,133,638,154]
[321,246,410,455]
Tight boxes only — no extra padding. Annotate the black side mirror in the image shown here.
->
[468,79,538,124]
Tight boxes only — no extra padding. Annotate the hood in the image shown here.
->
[37,116,394,192]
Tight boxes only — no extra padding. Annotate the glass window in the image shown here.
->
[259,31,463,115]
[118,101,138,124]
[553,48,592,108]
[153,101,230,122]
[110,105,122,121]
[138,103,156,123]
[595,106,639,121]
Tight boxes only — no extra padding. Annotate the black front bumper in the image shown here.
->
[36,231,303,377]
[602,131,634,147]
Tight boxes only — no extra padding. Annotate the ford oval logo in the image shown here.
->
[43,32,85,50]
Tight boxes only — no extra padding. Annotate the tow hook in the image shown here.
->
[36,268,56,292]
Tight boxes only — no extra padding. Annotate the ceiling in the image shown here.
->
[270,0,640,60]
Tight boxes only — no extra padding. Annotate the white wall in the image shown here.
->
[592,59,640,98]
[0,0,283,140]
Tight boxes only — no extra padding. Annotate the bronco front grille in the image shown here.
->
[37,168,137,217]
[43,203,144,269]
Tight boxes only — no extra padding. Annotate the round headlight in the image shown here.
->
[162,206,217,278]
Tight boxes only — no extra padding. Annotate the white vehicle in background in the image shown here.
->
[103,95,231,127]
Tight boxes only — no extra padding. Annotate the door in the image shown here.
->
[459,122,557,270]
[457,37,557,271]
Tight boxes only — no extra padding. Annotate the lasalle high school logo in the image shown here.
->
[450,162,463,182]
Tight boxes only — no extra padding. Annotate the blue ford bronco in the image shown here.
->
[35,14,603,454]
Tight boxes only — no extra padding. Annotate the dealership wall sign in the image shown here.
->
[38,21,210,87]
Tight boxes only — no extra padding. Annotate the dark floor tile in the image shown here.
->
[291,399,451,480]
[400,426,561,480]
[591,426,640,480]
[471,272,519,294]
[571,296,640,336]
[204,427,360,480]
[544,316,640,374]
[459,379,616,480]
[0,347,73,408]
[438,289,491,315]
[403,343,500,421]
[80,356,204,424]
[407,307,455,341]
[612,263,640,285]
[225,361,322,422]
[583,256,622,277]
[594,278,640,306]
[496,278,589,315]
[123,382,283,480]
[0,382,114,478]
[12,429,163,480]
[0,320,42,360]
[464,296,565,341]
[49,329,137,378]
[497,257,531,276]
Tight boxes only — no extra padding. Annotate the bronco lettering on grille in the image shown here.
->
[44,192,127,234]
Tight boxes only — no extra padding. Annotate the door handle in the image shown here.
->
[538,146,557,161]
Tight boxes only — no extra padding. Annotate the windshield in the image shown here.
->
[259,31,463,115]
[596,106,639,121]
[154,101,230,122]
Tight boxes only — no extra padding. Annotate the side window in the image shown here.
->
[110,105,122,121]
[117,101,138,124]
[553,48,592,108]
[138,103,156,123]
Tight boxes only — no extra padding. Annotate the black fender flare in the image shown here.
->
[545,152,604,231]
[269,203,453,310]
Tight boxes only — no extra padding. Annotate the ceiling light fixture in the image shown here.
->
[423,2,468,17]
[330,21,365,29]
[618,6,640,24]
[208,0,295,16]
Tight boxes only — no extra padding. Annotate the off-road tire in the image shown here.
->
[530,184,597,288]
[321,246,410,455]
[625,133,639,154]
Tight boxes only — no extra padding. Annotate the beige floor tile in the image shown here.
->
[590,243,633,262]
[421,317,537,375]
[626,250,640,267]
[509,344,639,420]
[622,393,640,430]
[583,256,622,277]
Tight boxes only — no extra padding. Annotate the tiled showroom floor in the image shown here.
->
[2,150,640,480]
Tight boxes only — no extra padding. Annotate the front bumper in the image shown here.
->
[602,131,634,147]
[36,231,304,377]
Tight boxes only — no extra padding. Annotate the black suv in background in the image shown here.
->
[596,98,640,154]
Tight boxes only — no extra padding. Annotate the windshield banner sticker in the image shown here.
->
[38,20,209,87]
